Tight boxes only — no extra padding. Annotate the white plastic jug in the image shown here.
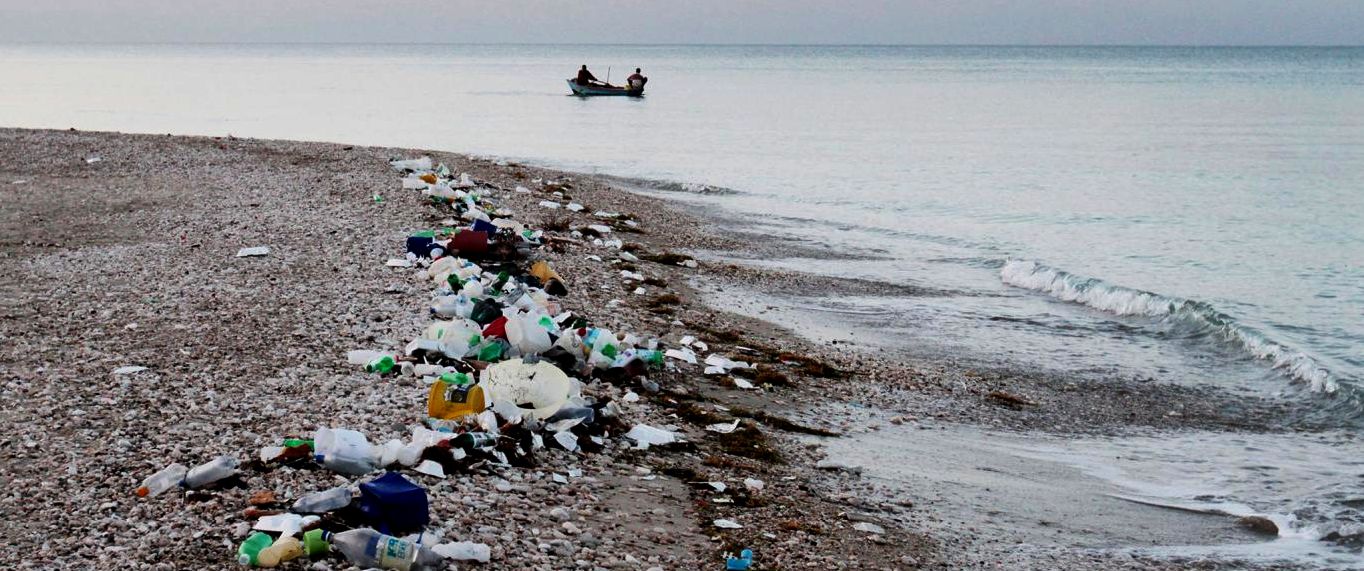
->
[505,314,553,355]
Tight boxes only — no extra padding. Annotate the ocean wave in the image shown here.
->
[595,174,740,195]
[1000,259,1338,393]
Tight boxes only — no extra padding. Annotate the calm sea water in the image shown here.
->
[3,44,1362,562]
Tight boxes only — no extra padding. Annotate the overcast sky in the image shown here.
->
[2,0,1361,46]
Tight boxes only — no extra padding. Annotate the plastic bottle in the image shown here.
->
[313,428,378,476]
[237,531,273,566]
[256,535,304,567]
[135,463,187,497]
[327,528,444,571]
[183,455,238,489]
[453,432,498,450]
[291,486,352,513]
[366,355,397,374]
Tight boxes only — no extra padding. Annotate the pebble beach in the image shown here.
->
[0,128,1315,570]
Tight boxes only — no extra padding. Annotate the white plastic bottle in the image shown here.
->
[183,455,238,489]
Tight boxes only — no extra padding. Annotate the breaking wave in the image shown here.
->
[1000,260,1338,394]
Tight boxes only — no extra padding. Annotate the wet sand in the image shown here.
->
[0,128,1316,570]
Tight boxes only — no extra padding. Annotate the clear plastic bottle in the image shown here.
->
[291,486,352,513]
[313,428,378,476]
[328,528,444,571]
[135,462,187,497]
[183,455,238,489]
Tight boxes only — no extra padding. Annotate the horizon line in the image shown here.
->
[2,40,1362,49]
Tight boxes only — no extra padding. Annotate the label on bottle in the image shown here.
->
[377,536,414,571]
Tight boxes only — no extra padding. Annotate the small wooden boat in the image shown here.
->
[567,79,643,97]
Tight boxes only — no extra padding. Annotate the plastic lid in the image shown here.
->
[303,529,329,556]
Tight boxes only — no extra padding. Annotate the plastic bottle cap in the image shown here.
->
[304,529,329,556]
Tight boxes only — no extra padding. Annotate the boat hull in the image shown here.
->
[567,79,643,97]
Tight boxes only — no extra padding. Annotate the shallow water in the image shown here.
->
[819,422,1364,569]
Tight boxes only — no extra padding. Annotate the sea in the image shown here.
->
[1,43,1361,566]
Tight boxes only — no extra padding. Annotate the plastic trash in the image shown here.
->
[433,541,492,563]
[665,347,697,364]
[853,522,886,534]
[237,531,273,566]
[183,455,238,489]
[482,358,573,419]
[328,528,444,571]
[314,428,379,476]
[726,548,754,570]
[415,459,446,478]
[359,472,430,535]
[504,314,553,355]
[529,260,568,296]
[624,424,678,449]
[365,355,398,375]
[427,372,486,420]
[256,535,304,567]
[303,529,329,557]
[453,431,498,450]
[389,157,433,172]
[236,246,270,257]
[706,420,740,434]
[254,513,320,536]
[135,462,187,497]
[714,519,744,529]
[449,229,490,257]
[113,365,149,375]
[291,486,352,513]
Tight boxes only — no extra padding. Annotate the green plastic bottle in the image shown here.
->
[365,355,397,374]
[238,531,273,566]
[282,438,313,450]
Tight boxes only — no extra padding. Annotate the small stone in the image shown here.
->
[550,507,572,522]
[1238,515,1279,536]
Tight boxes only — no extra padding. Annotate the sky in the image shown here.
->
[1,0,1361,46]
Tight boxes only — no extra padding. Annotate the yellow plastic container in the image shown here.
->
[427,373,486,420]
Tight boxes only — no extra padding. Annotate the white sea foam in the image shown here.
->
[1001,260,1337,393]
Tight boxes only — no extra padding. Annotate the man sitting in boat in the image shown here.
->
[626,68,648,91]
[575,65,600,86]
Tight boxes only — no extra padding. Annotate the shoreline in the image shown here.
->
[0,127,1338,570]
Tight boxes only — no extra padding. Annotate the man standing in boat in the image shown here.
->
[575,65,600,86]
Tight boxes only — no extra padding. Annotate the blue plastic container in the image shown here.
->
[358,471,430,535]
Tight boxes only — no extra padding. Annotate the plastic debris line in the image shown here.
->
[132,156,737,569]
